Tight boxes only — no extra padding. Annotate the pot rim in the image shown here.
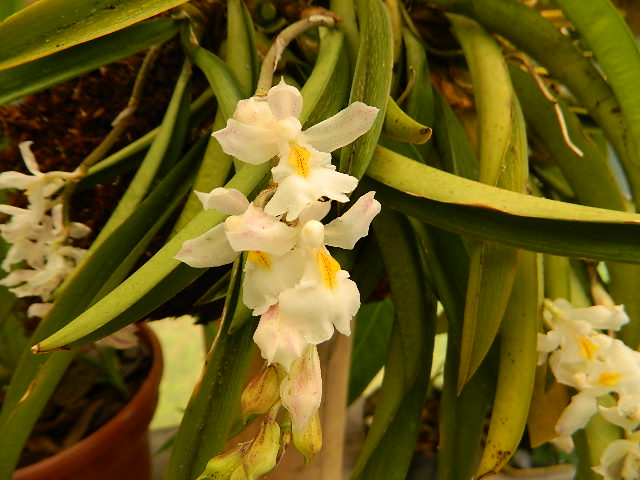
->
[13,322,163,478]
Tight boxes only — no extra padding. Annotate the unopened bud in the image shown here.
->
[292,410,322,463]
[197,443,248,479]
[243,417,281,480]
[241,364,280,420]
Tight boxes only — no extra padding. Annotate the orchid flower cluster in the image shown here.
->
[0,141,88,318]
[538,299,640,479]
[176,79,380,473]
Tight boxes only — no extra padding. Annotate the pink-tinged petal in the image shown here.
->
[254,305,309,371]
[225,205,297,255]
[267,79,303,121]
[555,391,598,435]
[302,102,379,152]
[195,188,249,215]
[265,167,358,221]
[213,120,280,165]
[324,192,381,249]
[280,345,322,433]
[96,325,140,349]
[174,224,238,268]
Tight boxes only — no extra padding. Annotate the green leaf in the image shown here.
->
[0,0,22,22]
[0,17,180,106]
[339,0,393,179]
[348,298,394,405]
[226,0,258,98]
[0,0,190,71]
[351,208,436,478]
[428,0,640,207]
[351,324,434,480]
[165,276,255,479]
[300,28,350,127]
[181,33,243,120]
[365,147,640,264]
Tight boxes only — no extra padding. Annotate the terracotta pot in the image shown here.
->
[13,323,163,480]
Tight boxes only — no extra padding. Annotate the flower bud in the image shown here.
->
[243,417,281,480]
[241,364,280,420]
[197,443,248,480]
[292,410,322,463]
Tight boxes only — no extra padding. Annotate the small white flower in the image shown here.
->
[593,439,640,480]
[213,79,379,220]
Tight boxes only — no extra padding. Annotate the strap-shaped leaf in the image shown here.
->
[0,0,190,70]
[365,147,640,264]
[340,0,393,179]
[351,208,435,478]
[0,17,180,106]
[348,298,394,405]
[428,0,640,207]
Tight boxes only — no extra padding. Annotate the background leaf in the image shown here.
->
[0,0,190,70]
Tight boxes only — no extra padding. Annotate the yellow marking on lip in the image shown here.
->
[317,250,340,289]
[597,371,621,387]
[248,251,272,269]
[579,336,599,360]
[288,144,311,178]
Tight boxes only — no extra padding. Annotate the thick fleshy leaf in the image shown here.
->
[365,147,640,264]
[0,0,190,71]
[0,18,179,106]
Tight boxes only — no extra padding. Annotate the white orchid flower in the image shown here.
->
[593,439,640,480]
[600,393,640,432]
[213,79,379,220]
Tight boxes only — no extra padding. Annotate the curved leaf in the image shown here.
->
[0,0,190,70]
[365,147,640,264]
[0,17,180,106]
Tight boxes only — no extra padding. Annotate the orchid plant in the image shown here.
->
[2,1,640,480]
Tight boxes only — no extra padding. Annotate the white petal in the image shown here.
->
[594,440,640,480]
[233,97,275,127]
[195,188,249,215]
[18,141,42,175]
[555,391,597,435]
[253,305,309,371]
[265,166,358,221]
[174,224,238,268]
[243,249,306,315]
[0,171,37,190]
[324,192,381,249]
[267,79,303,121]
[27,302,53,318]
[224,205,297,255]
[302,102,379,152]
[212,120,280,165]
[280,345,322,433]
[69,222,91,239]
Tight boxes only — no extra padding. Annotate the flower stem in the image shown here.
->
[256,14,336,96]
